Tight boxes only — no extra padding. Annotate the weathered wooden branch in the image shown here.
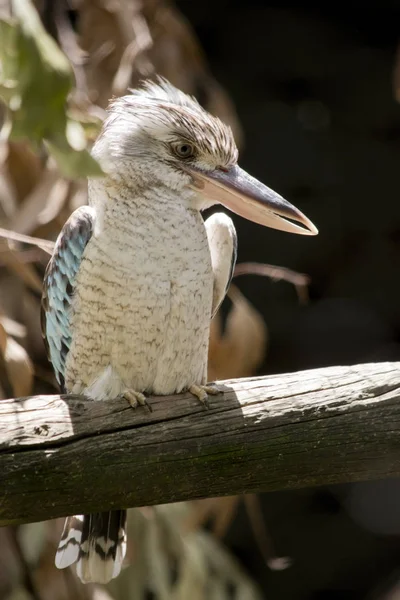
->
[1,362,400,526]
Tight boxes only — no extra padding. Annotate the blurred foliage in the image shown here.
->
[0,0,103,177]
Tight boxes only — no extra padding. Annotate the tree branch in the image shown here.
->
[1,362,400,526]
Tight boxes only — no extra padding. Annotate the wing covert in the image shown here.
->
[205,212,237,318]
[41,206,95,390]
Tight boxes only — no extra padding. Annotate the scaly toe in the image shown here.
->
[202,384,223,396]
[120,390,152,412]
[189,383,223,408]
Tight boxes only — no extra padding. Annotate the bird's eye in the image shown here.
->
[172,143,194,159]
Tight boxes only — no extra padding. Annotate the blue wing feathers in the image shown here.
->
[41,206,95,390]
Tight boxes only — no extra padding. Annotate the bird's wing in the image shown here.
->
[41,206,95,391]
[205,212,237,318]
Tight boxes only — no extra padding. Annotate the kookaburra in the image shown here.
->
[41,78,317,584]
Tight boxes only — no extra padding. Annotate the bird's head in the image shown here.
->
[92,78,317,235]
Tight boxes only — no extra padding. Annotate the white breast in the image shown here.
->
[65,191,214,399]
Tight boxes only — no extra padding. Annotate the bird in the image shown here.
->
[41,78,317,585]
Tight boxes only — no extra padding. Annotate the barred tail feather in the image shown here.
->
[55,514,84,569]
[55,510,127,584]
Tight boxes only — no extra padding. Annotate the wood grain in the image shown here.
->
[1,362,400,526]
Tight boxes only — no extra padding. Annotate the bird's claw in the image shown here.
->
[189,383,223,409]
[120,389,152,412]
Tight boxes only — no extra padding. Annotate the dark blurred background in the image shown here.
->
[177,2,400,598]
[179,0,400,374]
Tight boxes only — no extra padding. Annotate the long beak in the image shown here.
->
[188,165,318,235]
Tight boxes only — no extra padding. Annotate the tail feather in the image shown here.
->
[55,510,127,584]
[55,514,84,569]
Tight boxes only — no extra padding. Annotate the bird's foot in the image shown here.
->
[189,383,223,409]
[119,389,152,412]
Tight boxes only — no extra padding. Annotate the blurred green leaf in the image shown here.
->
[45,136,103,179]
[0,0,103,177]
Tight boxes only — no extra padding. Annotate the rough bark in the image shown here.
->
[1,362,400,526]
